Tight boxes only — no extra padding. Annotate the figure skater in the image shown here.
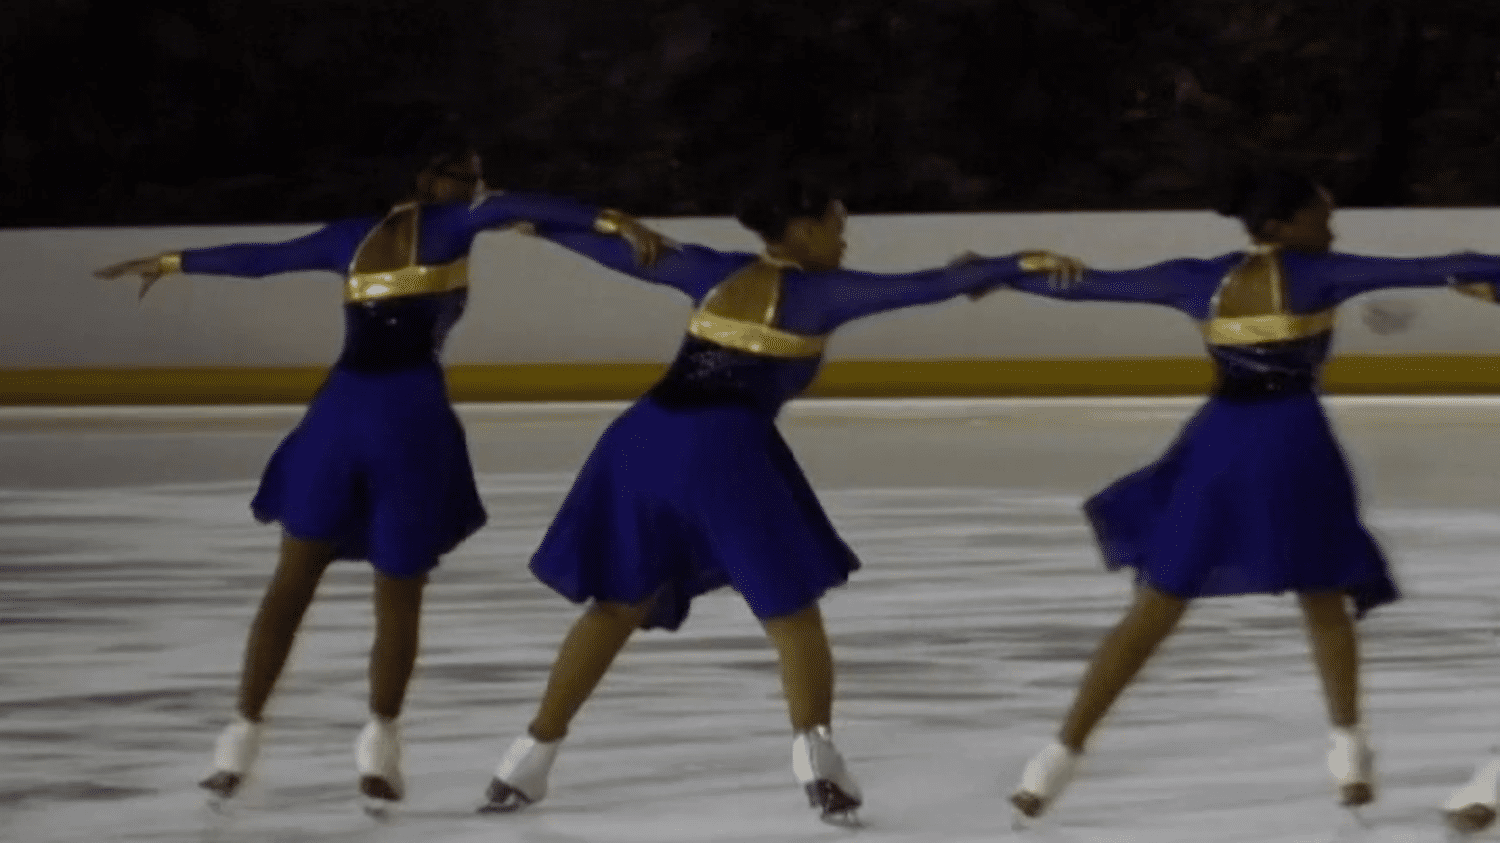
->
[94,121,660,809]
[981,167,1500,823]
[472,172,1083,825]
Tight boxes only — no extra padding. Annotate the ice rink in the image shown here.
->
[4,397,1500,843]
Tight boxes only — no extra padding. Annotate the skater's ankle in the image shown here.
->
[1055,734,1085,754]
[527,722,565,743]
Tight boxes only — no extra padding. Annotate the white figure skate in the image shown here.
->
[1010,740,1080,825]
[1444,757,1500,835]
[1327,725,1375,812]
[355,717,404,813]
[477,733,561,813]
[792,725,862,827]
[199,716,264,804]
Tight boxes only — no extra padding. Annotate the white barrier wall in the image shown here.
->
[6,208,1500,368]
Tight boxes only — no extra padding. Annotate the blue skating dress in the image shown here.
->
[526,233,1041,630]
[176,193,607,578]
[1007,246,1500,617]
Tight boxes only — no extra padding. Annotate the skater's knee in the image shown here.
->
[1298,590,1352,624]
[1128,584,1189,626]
[588,597,654,627]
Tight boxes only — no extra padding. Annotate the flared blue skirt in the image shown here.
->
[250,364,486,579]
[1084,392,1398,618]
[530,397,859,631]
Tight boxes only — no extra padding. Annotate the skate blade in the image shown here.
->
[199,771,241,800]
[805,781,861,828]
[819,809,862,829]
[1445,803,1497,835]
[1339,782,1374,808]
[476,779,534,814]
[1010,791,1045,819]
[359,775,401,802]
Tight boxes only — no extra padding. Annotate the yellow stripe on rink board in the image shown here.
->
[3,356,1500,405]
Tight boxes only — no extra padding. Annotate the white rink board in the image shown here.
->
[7,207,1500,368]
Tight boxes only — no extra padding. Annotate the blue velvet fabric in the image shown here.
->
[178,194,603,577]
[1008,248,1500,616]
[529,232,1032,629]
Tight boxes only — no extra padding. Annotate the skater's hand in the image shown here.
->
[596,209,665,268]
[95,254,176,300]
[1018,250,1086,289]
[950,251,1005,301]
[616,216,666,268]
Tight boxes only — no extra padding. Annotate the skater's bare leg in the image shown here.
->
[370,569,427,719]
[1300,590,1372,807]
[762,603,834,731]
[1012,584,1187,819]
[1299,591,1359,728]
[356,568,428,803]
[202,533,335,799]
[764,602,860,824]
[480,596,656,813]
[529,596,655,742]
[1057,584,1188,751]
[238,534,337,721]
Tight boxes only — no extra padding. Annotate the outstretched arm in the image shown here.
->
[536,223,745,302]
[94,218,369,299]
[809,252,1082,331]
[1300,251,1500,307]
[1002,258,1207,309]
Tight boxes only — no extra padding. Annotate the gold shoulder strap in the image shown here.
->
[686,259,826,358]
[1201,248,1333,345]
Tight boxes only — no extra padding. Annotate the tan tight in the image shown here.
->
[527,598,835,742]
[1056,584,1360,751]
[236,532,428,722]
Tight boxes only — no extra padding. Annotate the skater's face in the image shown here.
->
[777,200,848,272]
[1257,187,1334,253]
[416,151,485,204]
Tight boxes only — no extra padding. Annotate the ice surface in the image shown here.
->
[2,398,1497,842]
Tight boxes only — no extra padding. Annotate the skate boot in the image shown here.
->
[1010,740,1080,822]
[200,715,263,804]
[792,725,862,827]
[1444,757,1500,835]
[355,717,404,812]
[1326,725,1375,808]
[477,733,561,813]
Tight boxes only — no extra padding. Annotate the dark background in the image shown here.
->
[6,0,1500,226]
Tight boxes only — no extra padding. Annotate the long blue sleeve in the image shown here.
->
[1288,251,1500,308]
[464,191,602,234]
[538,231,749,302]
[790,256,1031,333]
[180,217,374,277]
[1005,258,1223,312]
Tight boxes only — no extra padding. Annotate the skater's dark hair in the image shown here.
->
[1214,166,1321,238]
[735,172,840,242]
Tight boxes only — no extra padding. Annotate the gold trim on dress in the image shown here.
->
[342,205,470,302]
[593,208,627,235]
[1201,310,1335,344]
[687,312,826,357]
[683,258,826,357]
[1202,247,1334,344]
[1454,281,1497,303]
[345,257,469,303]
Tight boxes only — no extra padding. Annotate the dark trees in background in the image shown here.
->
[4,0,1499,226]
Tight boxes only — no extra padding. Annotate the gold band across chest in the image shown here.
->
[687,312,827,358]
[1200,309,1334,345]
[345,257,469,302]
